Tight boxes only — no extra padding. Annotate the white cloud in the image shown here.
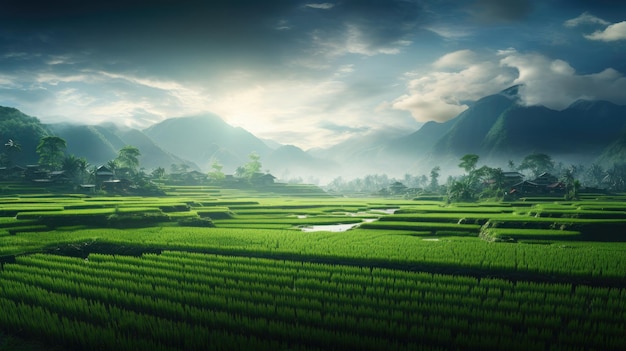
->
[501,51,626,109]
[425,26,473,39]
[305,3,335,10]
[208,75,356,149]
[564,12,609,27]
[392,49,626,123]
[585,21,626,41]
[433,49,477,69]
[0,74,17,87]
[312,25,411,57]
[0,68,213,128]
[392,94,467,123]
[392,50,517,122]
[565,13,626,42]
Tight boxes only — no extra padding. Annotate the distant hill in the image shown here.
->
[47,124,118,165]
[479,100,626,162]
[47,123,191,170]
[596,130,626,167]
[3,85,626,181]
[0,106,50,165]
[143,114,272,172]
[314,86,626,174]
[266,145,336,179]
[432,89,519,157]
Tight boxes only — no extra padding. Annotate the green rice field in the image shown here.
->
[0,185,625,350]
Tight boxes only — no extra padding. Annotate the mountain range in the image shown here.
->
[1,86,625,181]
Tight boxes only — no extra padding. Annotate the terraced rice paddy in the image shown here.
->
[0,185,625,350]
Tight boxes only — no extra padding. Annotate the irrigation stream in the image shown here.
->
[299,209,397,232]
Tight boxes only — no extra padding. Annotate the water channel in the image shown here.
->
[299,209,397,232]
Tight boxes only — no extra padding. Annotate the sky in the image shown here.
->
[1,0,625,150]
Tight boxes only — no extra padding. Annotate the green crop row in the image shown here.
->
[359,221,481,234]
[0,223,624,279]
[0,252,623,351]
[480,228,582,242]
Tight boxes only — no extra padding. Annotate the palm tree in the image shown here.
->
[518,153,554,178]
[234,166,245,178]
[507,160,516,171]
[2,139,21,166]
[479,166,506,199]
[429,166,441,192]
[459,154,479,174]
[115,145,141,176]
[585,164,605,188]
[62,155,80,178]
[106,160,119,176]
[36,136,67,171]
[151,167,165,180]
[604,163,626,192]
[76,157,89,184]
[62,155,90,184]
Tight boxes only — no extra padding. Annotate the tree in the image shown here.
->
[36,136,67,170]
[234,166,245,178]
[429,166,441,192]
[584,163,605,188]
[561,166,575,189]
[566,180,581,200]
[507,160,516,171]
[62,155,89,184]
[151,167,166,180]
[447,180,471,202]
[604,163,626,192]
[106,160,119,175]
[1,138,21,166]
[459,154,479,174]
[115,145,141,176]
[207,161,225,182]
[518,153,554,178]
[87,165,98,184]
[479,166,506,199]
[243,152,262,180]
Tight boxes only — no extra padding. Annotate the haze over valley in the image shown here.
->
[2,83,626,186]
[1,0,626,183]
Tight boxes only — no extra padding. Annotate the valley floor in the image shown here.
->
[1,185,625,350]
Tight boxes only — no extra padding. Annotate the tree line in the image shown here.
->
[326,152,626,201]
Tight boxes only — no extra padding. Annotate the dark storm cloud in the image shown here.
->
[3,0,624,149]
[468,0,533,23]
[558,0,626,17]
[0,0,297,76]
[0,0,427,79]
[320,0,423,50]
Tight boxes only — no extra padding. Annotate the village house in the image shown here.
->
[95,165,115,183]
[251,173,276,186]
[502,171,525,186]
[24,165,47,180]
[0,165,25,179]
[508,172,565,196]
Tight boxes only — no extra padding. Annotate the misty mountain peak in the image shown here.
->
[499,84,522,99]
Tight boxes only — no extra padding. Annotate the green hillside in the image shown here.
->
[0,106,50,165]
